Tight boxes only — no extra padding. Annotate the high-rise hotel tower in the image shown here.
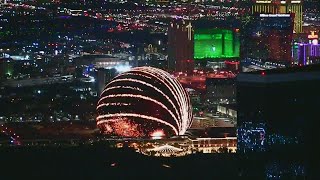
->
[252,0,303,33]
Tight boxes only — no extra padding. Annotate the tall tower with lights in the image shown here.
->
[168,21,194,74]
[252,0,303,33]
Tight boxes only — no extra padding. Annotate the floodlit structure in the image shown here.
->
[292,31,320,65]
[296,43,320,65]
[146,144,185,157]
[194,29,240,60]
[96,67,193,138]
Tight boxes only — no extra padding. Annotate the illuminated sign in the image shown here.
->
[308,31,318,39]
[291,0,301,3]
[256,1,272,3]
[278,0,301,4]
[260,14,291,18]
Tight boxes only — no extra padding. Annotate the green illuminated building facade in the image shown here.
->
[194,29,240,60]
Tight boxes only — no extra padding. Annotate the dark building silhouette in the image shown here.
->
[206,77,236,105]
[237,65,320,178]
[97,68,116,96]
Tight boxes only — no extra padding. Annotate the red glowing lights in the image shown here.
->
[96,67,193,138]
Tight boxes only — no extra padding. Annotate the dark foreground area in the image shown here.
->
[0,143,311,179]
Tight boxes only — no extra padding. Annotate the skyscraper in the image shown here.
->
[252,0,303,33]
[97,68,116,96]
[168,21,194,74]
[297,43,320,65]
[237,65,320,178]
[241,13,294,63]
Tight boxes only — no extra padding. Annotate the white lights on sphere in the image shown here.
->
[96,67,193,137]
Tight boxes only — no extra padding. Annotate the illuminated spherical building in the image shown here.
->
[96,67,193,138]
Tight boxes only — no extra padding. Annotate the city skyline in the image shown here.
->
[0,0,319,179]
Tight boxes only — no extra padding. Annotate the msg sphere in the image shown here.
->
[96,67,193,138]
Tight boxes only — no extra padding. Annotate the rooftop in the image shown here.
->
[237,64,320,83]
